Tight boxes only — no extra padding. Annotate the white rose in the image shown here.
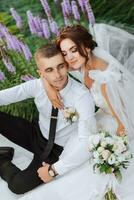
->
[101,150,111,160]
[101,140,107,147]
[72,115,78,122]
[63,110,70,118]
[97,146,105,154]
[100,132,106,138]
[68,107,75,113]
[114,141,126,154]
[124,151,132,160]
[92,135,100,146]
[93,157,100,164]
[105,137,114,145]
[108,154,116,165]
[117,154,126,162]
[93,151,100,159]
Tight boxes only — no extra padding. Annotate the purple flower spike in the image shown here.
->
[42,19,51,39]
[77,0,85,13]
[71,1,80,21]
[21,74,36,82]
[49,19,59,35]
[27,10,37,34]
[2,58,16,74]
[63,0,72,15]
[0,71,6,81]
[0,23,8,38]
[21,43,32,61]
[61,2,70,26]
[84,0,95,26]
[40,0,51,18]
[10,8,23,29]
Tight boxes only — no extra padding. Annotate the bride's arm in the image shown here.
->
[101,83,125,136]
[37,68,64,109]
[42,78,64,109]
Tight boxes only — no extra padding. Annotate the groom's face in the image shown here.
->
[37,53,68,90]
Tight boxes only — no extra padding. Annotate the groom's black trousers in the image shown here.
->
[0,111,63,194]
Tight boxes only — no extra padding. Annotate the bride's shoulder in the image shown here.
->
[95,57,108,71]
[89,61,121,84]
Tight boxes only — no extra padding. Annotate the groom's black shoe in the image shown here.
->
[0,147,14,166]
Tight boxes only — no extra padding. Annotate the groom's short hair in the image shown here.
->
[35,43,61,61]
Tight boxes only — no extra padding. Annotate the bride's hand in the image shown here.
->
[42,77,64,109]
[45,81,64,109]
[116,123,126,136]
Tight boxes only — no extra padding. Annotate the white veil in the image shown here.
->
[93,23,134,74]
[92,47,134,140]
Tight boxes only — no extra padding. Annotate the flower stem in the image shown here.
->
[105,189,118,200]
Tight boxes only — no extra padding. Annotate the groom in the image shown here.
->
[0,43,96,194]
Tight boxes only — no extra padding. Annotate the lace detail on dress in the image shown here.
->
[89,63,122,84]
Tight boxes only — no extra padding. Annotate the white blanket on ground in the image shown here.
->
[0,134,33,200]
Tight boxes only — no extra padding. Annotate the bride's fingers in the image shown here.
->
[52,100,63,109]
[57,94,64,108]
[57,93,63,102]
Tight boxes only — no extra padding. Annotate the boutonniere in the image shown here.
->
[63,107,79,124]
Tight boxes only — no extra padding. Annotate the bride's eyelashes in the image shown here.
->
[62,47,78,57]
[71,47,78,53]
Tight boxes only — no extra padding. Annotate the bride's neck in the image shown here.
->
[84,54,97,71]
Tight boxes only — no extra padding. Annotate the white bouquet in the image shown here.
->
[89,130,133,200]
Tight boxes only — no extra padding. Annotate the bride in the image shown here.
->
[19,25,134,200]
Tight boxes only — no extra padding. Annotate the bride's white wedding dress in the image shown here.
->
[19,47,134,200]
[93,23,134,74]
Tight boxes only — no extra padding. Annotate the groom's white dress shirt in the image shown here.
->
[0,77,96,175]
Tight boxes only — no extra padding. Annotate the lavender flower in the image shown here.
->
[61,2,70,26]
[10,8,23,29]
[0,70,6,81]
[27,11,42,36]
[33,16,42,34]
[21,74,36,82]
[40,0,52,18]
[42,19,51,39]
[27,11,36,34]
[71,1,80,21]
[0,23,8,39]
[84,0,95,26]
[20,43,32,61]
[2,58,16,74]
[4,32,22,53]
[63,0,72,15]
[77,0,85,13]
[49,19,59,35]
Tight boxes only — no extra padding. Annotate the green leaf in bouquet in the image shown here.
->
[100,163,113,174]
[107,144,114,152]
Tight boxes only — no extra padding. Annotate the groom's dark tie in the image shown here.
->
[41,106,58,161]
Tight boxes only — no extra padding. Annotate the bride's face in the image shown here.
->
[60,38,86,70]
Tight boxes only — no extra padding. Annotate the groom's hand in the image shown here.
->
[37,163,54,183]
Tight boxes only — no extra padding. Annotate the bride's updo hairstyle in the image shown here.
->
[56,25,97,60]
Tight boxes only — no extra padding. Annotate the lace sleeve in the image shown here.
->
[89,63,122,84]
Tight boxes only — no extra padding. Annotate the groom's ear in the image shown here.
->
[37,69,44,78]
[37,69,41,76]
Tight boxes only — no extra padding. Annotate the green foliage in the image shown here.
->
[0,0,133,120]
